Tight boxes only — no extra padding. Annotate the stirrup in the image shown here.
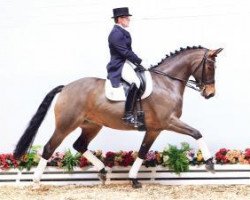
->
[123,112,135,123]
[122,115,146,131]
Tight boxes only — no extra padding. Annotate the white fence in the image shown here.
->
[1,165,250,186]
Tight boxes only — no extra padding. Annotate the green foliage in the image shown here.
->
[62,149,81,171]
[18,145,41,170]
[162,142,191,174]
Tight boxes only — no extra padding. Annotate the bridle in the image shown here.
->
[148,50,216,92]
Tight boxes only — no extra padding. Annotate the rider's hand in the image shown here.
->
[135,65,146,72]
[140,60,151,70]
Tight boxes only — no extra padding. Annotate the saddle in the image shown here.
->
[105,71,153,101]
[105,70,153,131]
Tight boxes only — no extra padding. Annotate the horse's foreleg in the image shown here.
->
[168,116,214,172]
[73,124,106,183]
[129,130,160,188]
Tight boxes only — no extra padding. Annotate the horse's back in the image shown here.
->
[63,77,105,96]
[66,77,104,90]
[54,77,105,116]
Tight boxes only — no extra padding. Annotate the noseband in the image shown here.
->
[149,50,216,92]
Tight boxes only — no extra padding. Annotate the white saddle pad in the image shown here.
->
[105,71,153,101]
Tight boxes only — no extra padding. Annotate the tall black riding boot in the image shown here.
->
[122,83,139,125]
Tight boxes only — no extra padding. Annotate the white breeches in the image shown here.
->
[121,61,140,88]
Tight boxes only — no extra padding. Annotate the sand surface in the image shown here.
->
[0,184,250,200]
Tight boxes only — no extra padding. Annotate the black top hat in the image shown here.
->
[112,7,132,18]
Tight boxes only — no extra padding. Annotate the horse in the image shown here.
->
[13,46,223,188]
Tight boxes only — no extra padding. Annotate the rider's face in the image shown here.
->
[118,16,130,28]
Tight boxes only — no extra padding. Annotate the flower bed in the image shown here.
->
[1,143,250,173]
[1,144,250,185]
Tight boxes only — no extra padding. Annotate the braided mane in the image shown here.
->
[151,45,205,68]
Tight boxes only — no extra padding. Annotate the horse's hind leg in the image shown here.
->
[129,130,160,188]
[33,127,74,183]
[73,123,106,182]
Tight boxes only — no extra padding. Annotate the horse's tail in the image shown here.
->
[13,85,64,159]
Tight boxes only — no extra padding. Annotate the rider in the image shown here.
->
[106,7,148,125]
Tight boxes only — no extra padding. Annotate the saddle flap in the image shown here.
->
[136,71,146,95]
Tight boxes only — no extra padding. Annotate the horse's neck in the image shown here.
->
[154,50,203,95]
[157,53,194,80]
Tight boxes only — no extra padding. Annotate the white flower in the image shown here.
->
[163,155,169,162]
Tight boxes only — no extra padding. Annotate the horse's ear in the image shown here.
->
[215,48,223,55]
[209,48,223,57]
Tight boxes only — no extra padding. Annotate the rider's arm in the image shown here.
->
[109,31,142,65]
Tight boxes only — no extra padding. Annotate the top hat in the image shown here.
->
[112,7,132,18]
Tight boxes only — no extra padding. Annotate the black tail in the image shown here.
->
[13,85,64,159]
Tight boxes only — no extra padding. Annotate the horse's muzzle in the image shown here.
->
[202,84,215,99]
[204,93,215,99]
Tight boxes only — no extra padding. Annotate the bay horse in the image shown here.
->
[14,46,223,188]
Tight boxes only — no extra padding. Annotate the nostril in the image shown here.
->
[206,93,214,99]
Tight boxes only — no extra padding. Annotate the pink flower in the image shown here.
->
[146,151,156,161]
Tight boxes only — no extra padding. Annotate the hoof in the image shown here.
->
[205,158,215,173]
[32,182,41,189]
[33,177,40,184]
[131,179,142,189]
[98,169,107,185]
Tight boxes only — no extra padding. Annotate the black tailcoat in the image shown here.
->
[106,25,142,87]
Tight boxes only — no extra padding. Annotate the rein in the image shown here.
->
[149,68,201,91]
[148,50,215,92]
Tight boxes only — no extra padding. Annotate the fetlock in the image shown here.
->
[98,168,107,185]
[205,157,215,173]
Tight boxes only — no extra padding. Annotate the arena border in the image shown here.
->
[0,165,249,186]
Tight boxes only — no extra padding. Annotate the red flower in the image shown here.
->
[120,151,134,167]
[79,157,89,168]
[245,149,250,159]
[0,154,18,170]
[106,151,115,158]
[215,148,229,164]
[104,151,116,168]
[244,149,250,164]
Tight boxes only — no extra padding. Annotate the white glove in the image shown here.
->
[140,60,152,69]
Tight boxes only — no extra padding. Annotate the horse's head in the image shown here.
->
[192,48,223,99]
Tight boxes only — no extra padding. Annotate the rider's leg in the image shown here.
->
[122,83,139,124]
[121,62,141,124]
[122,61,140,88]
